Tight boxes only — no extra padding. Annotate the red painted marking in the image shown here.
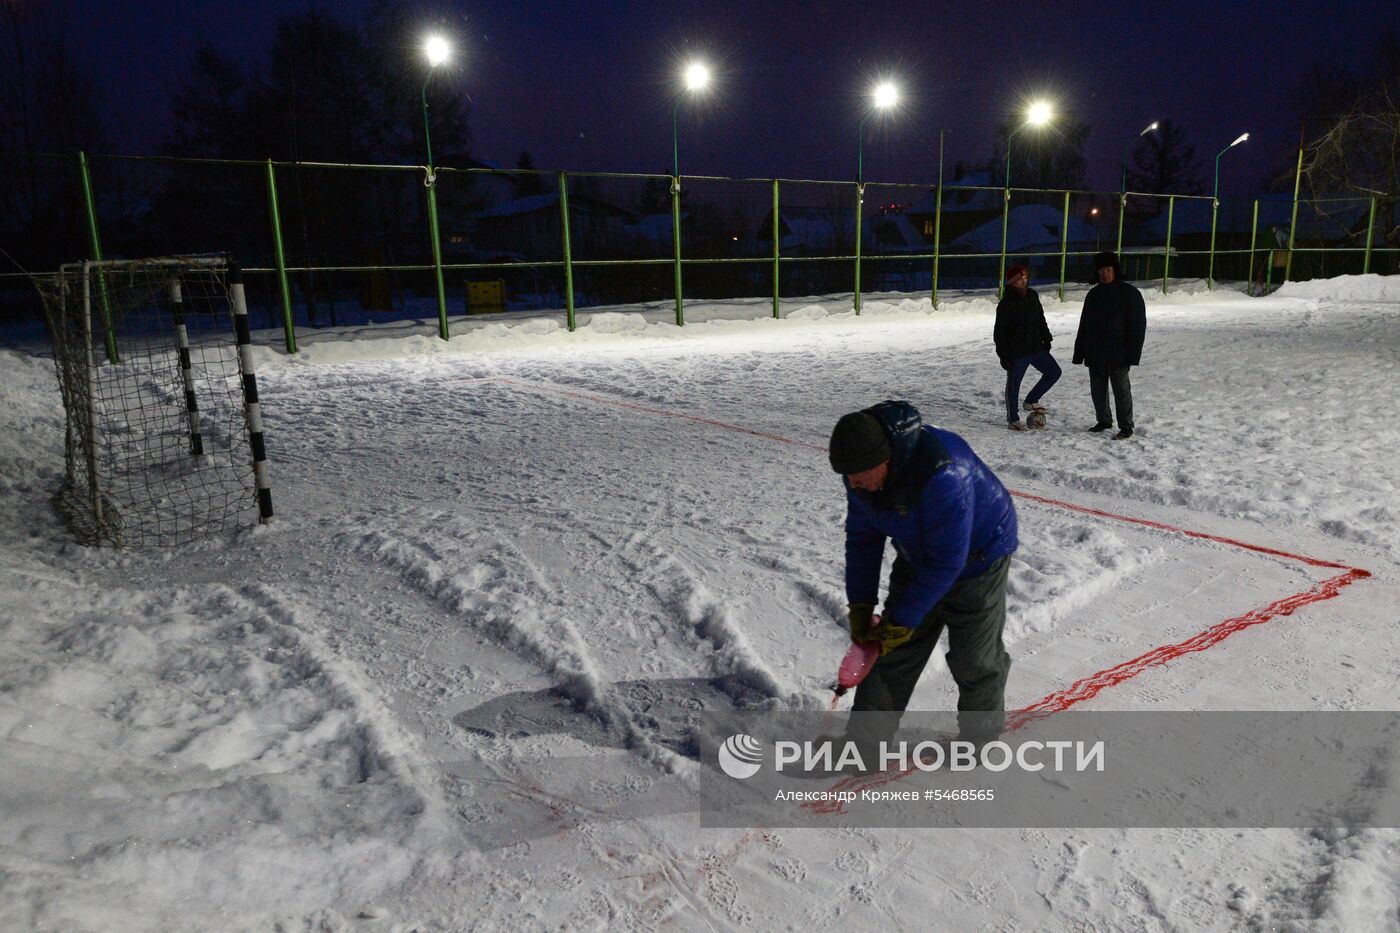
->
[463,374,1374,815]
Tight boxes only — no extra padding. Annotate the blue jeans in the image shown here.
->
[1005,351,1061,422]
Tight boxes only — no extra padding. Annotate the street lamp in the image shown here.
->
[1121,121,1159,195]
[670,61,710,326]
[1209,132,1249,288]
[673,61,710,179]
[854,80,898,314]
[420,34,451,340]
[421,35,451,168]
[857,80,899,184]
[999,100,1053,297]
[1004,100,1052,190]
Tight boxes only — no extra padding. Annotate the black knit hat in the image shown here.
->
[1093,250,1120,271]
[829,411,892,474]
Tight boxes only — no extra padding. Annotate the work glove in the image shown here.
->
[869,618,915,654]
[847,603,877,642]
[849,603,914,654]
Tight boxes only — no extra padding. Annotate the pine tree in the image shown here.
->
[1126,119,1206,199]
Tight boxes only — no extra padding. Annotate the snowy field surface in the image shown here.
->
[1,277,1399,931]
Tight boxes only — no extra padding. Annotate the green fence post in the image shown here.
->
[1207,194,1219,290]
[77,151,118,363]
[1285,145,1303,283]
[1266,250,1275,293]
[671,174,684,326]
[1363,196,1377,274]
[424,168,449,340]
[1162,195,1175,295]
[558,171,576,332]
[1058,190,1070,301]
[1115,192,1127,258]
[932,129,944,309]
[1246,199,1260,297]
[263,160,297,354]
[771,179,781,319]
[854,182,864,314]
[998,185,1011,299]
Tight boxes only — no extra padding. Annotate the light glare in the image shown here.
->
[1231,132,1250,147]
[425,35,450,67]
[1027,101,1053,126]
[685,62,711,91]
[873,81,898,109]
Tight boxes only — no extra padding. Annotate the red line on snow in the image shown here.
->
[468,374,1373,806]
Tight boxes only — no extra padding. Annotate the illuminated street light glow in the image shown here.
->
[1229,132,1250,147]
[1027,100,1053,126]
[684,62,711,92]
[424,35,450,67]
[873,81,898,110]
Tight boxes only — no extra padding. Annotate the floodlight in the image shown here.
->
[685,62,711,92]
[873,82,898,110]
[1027,101,1053,126]
[424,35,450,67]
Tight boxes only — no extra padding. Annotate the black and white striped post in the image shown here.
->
[228,262,273,524]
[169,277,205,456]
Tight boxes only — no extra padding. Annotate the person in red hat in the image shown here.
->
[994,265,1060,430]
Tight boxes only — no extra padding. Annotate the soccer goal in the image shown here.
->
[37,257,273,547]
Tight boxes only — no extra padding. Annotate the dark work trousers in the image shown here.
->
[852,554,1012,740]
[1089,365,1134,431]
[1005,351,1062,422]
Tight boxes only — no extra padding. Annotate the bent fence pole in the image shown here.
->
[424,168,449,340]
[1285,144,1303,283]
[672,175,684,326]
[1363,196,1377,274]
[772,179,781,318]
[854,182,864,314]
[1162,195,1175,295]
[558,171,576,332]
[77,152,118,363]
[1246,199,1260,296]
[263,159,297,354]
[1058,190,1070,301]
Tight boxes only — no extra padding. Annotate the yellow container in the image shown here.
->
[466,280,506,314]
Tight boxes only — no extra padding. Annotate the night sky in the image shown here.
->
[59,0,1392,196]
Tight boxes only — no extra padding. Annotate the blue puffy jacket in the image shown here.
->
[843,401,1018,628]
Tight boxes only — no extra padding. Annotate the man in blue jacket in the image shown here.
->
[829,400,1017,740]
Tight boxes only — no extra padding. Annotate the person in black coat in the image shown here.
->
[1072,251,1147,440]
[993,265,1060,431]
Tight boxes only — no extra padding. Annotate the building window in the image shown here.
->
[923,220,934,236]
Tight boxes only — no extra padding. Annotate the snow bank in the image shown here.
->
[1275,273,1400,302]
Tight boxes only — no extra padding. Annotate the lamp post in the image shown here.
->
[1209,131,1249,289]
[998,100,1052,298]
[1116,121,1159,259]
[1121,121,1159,195]
[421,34,450,339]
[854,81,898,314]
[670,61,710,326]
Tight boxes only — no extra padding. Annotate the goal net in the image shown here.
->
[36,257,273,546]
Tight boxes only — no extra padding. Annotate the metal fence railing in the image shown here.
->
[2,150,1396,352]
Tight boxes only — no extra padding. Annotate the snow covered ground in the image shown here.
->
[1,276,1398,931]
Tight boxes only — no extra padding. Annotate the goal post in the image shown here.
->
[37,256,274,546]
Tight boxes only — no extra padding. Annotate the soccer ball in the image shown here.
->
[1026,410,1047,430]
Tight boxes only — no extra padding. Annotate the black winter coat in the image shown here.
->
[993,287,1053,365]
[1072,280,1146,368]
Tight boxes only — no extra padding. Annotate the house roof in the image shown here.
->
[947,204,1099,253]
[474,192,634,220]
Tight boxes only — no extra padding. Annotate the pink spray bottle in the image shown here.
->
[832,614,881,698]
